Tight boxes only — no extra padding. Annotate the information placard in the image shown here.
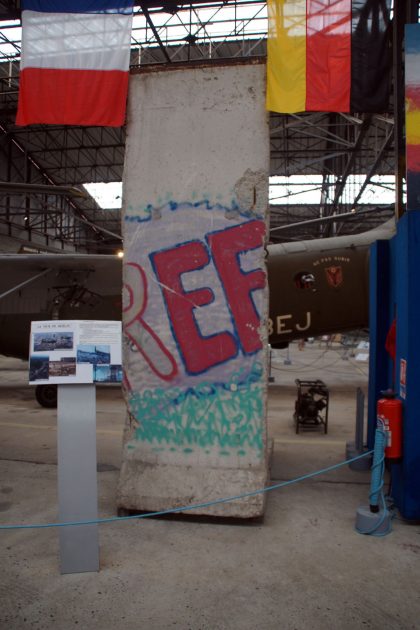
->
[29,320,122,385]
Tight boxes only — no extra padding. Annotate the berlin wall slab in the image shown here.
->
[117,61,270,517]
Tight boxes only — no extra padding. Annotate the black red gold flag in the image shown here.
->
[266,0,392,114]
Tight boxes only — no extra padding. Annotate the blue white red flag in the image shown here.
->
[16,1,134,127]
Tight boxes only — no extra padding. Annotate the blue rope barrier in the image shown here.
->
[0,450,373,531]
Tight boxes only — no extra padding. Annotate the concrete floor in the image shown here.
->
[1,342,420,630]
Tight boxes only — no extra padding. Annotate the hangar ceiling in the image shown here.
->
[0,0,418,253]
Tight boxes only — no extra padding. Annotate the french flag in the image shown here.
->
[16,1,134,127]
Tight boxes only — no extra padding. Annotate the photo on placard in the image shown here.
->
[94,364,111,383]
[29,355,49,381]
[33,331,74,352]
[110,365,123,382]
[49,357,77,377]
[93,364,123,383]
[77,344,111,365]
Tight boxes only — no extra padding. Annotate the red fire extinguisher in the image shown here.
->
[377,391,403,459]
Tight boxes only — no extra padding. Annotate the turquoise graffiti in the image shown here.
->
[127,362,264,456]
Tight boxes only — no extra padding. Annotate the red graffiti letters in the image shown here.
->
[151,220,266,375]
[151,241,238,374]
[123,262,178,381]
[207,220,266,354]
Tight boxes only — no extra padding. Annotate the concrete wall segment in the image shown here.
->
[118,62,270,517]
[123,64,268,220]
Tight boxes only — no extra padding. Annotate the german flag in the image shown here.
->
[266,0,392,114]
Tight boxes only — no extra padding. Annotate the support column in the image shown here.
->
[392,212,420,519]
[367,240,393,449]
[387,24,420,519]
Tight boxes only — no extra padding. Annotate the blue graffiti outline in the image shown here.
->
[149,238,240,376]
[205,219,265,357]
[124,199,264,224]
[125,203,153,223]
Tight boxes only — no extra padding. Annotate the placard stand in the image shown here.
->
[57,384,99,574]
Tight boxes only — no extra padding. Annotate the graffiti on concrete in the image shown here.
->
[124,261,178,383]
[150,219,265,375]
[123,197,267,456]
[128,361,264,455]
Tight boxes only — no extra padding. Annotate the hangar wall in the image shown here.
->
[117,60,270,517]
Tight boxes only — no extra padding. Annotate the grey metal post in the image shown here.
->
[355,387,365,452]
[346,387,371,471]
[57,384,99,574]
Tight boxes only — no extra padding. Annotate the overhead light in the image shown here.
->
[116,250,124,259]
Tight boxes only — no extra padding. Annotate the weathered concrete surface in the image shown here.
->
[2,349,420,629]
[119,61,270,517]
[117,460,267,517]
